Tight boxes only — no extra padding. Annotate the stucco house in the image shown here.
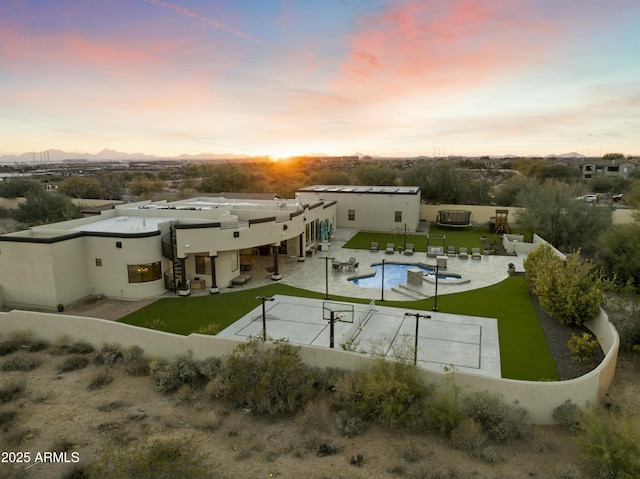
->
[296,185,421,232]
[0,196,336,310]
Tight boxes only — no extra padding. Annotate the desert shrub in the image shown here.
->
[552,400,585,434]
[87,373,113,391]
[0,410,17,430]
[0,380,25,403]
[0,331,46,355]
[97,401,129,412]
[211,340,313,416]
[333,358,431,429]
[450,417,487,451]
[87,438,213,479]
[579,407,640,479]
[153,354,202,395]
[427,375,463,434]
[1,353,42,371]
[335,410,367,438]
[197,356,221,381]
[464,391,529,443]
[68,341,95,354]
[123,346,149,376]
[59,356,90,373]
[94,344,123,365]
[197,323,221,335]
[603,286,640,352]
[568,333,602,364]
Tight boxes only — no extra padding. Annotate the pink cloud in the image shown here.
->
[335,0,560,94]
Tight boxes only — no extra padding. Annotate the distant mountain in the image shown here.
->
[546,152,585,159]
[0,149,256,163]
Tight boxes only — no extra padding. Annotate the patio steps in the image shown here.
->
[392,284,430,300]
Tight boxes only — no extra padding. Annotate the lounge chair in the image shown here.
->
[447,245,456,257]
[385,243,395,254]
[427,246,444,258]
[370,242,379,252]
[458,247,469,259]
[403,243,414,256]
[471,247,482,260]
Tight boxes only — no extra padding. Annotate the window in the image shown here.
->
[195,255,211,275]
[127,262,162,283]
[95,258,102,267]
[116,241,122,248]
[395,211,402,222]
[348,209,355,221]
[231,252,239,272]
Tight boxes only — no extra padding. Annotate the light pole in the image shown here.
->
[432,264,439,312]
[255,296,275,341]
[322,256,335,300]
[380,259,386,302]
[404,312,432,366]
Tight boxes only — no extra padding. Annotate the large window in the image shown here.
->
[395,211,402,223]
[348,209,355,221]
[195,255,211,275]
[127,262,162,283]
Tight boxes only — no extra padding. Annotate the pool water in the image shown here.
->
[349,263,440,289]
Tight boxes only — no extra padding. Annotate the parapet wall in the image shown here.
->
[0,307,618,424]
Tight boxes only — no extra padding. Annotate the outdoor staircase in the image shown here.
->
[394,283,430,300]
[161,223,182,293]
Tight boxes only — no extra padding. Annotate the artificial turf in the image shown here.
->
[119,277,558,381]
[343,227,533,253]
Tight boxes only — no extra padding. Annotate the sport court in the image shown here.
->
[217,295,501,378]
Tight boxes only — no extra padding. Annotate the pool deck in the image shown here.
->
[219,227,526,302]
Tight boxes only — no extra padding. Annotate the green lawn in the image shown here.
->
[344,227,533,253]
[119,277,558,381]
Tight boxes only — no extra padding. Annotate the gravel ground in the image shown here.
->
[530,286,604,379]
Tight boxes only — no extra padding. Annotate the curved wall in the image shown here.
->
[0,306,618,424]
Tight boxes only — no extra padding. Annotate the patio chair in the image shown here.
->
[370,241,379,252]
[458,247,469,259]
[471,247,482,260]
[385,243,395,254]
[347,257,358,271]
[403,243,414,256]
[332,258,342,272]
[447,245,456,257]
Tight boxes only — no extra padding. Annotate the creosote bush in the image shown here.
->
[579,407,640,479]
[0,331,47,355]
[333,358,431,430]
[210,339,313,416]
[123,346,149,376]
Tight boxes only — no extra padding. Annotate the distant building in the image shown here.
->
[581,159,639,179]
[296,185,421,232]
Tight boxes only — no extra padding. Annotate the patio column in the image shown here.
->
[298,233,305,261]
[271,244,282,280]
[209,255,219,294]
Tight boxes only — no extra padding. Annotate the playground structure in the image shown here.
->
[436,210,473,228]
[474,209,511,234]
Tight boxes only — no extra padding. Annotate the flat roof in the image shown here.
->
[70,215,172,234]
[297,185,420,195]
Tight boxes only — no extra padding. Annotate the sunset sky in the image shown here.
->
[1,0,639,158]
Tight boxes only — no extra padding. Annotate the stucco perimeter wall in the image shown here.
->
[0,306,619,424]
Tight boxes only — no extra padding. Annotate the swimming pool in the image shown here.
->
[349,263,461,289]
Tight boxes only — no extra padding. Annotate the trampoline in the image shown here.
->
[436,210,473,228]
